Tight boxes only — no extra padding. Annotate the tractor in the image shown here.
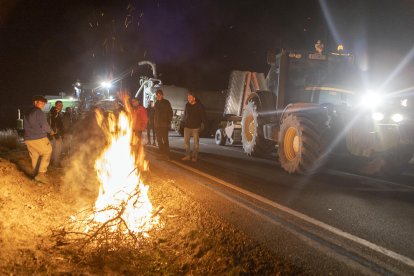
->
[216,43,414,176]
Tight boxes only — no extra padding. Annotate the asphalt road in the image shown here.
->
[146,133,414,275]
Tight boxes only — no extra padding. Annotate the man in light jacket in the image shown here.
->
[24,95,53,184]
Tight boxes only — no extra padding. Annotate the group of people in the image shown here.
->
[149,89,207,162]
[128,90,168,151]
[23,88,206,184]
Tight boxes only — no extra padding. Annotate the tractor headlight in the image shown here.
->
[372,112,384,121]
[391,113,403,123]
[359,92,383,109]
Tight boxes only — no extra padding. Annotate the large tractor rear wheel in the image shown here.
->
[278,114,325,174]
[241,101,275,156]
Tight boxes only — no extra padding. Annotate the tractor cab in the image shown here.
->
[268,44,359,110]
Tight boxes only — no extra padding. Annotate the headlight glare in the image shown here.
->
[359,92,383,109]
[372,112,384,121]
[391,113,403,123]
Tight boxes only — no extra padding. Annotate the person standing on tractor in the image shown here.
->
[181,91,207,162]
[154,89,173,158]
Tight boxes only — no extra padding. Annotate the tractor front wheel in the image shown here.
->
[278,114,325,174]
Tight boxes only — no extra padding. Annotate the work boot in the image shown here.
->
[35,173,50,184]
[182,156,191,161]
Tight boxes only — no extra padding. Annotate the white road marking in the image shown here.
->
[170,160,414,269]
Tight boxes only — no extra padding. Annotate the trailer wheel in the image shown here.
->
[241,101,275,156]
[173,116,184,136]
[215,129,227,146]
[278,114,324,174]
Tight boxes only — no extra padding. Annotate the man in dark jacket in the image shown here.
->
[154,89,173,157]
[146,100,156,145]
[49,100,64,167]
[181,91,207,162]
[24,95,53,183]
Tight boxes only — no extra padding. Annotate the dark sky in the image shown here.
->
[1,0,414,105]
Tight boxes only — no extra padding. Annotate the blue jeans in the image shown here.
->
[184,128,199,158]
[51,136,63,166]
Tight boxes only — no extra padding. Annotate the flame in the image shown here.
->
[91,110,156,234]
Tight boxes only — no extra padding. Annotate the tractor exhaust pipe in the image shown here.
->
[138,60,157,79]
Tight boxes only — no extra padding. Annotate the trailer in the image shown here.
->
[136,61,225,136]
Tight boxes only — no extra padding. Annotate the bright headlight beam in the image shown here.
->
[360,92,383,109]
[391,113,403,123]
[372,112,384,121]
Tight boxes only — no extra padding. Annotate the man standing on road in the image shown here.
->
[130,97,148,145]
[62,106,75,155]
[24,95,53,184]
[154,89,173,158]
[146,100,156,145]
[49,100,64,167]
[181,91,207,162]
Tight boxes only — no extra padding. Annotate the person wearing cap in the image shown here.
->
[23,95,53,184]
[154,89,173,158]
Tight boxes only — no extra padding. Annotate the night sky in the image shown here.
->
[1,0,414,126]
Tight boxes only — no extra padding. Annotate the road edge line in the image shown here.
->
[170,159,414,268]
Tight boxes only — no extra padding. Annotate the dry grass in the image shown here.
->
[0,129,19,150]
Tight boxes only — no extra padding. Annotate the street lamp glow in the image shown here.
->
[101,81,112,89]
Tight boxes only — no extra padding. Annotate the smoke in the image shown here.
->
[60,112,106,209]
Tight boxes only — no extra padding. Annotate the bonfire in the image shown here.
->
[59,97,159,248]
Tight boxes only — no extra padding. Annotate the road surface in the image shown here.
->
[145,133,414,275]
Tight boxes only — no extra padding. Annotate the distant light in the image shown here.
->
[109,96,114,100]
[401,99,408,107]
[69,97,74,100]
[337,44,344,52]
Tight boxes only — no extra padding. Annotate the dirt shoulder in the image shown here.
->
[0,145,302,275]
